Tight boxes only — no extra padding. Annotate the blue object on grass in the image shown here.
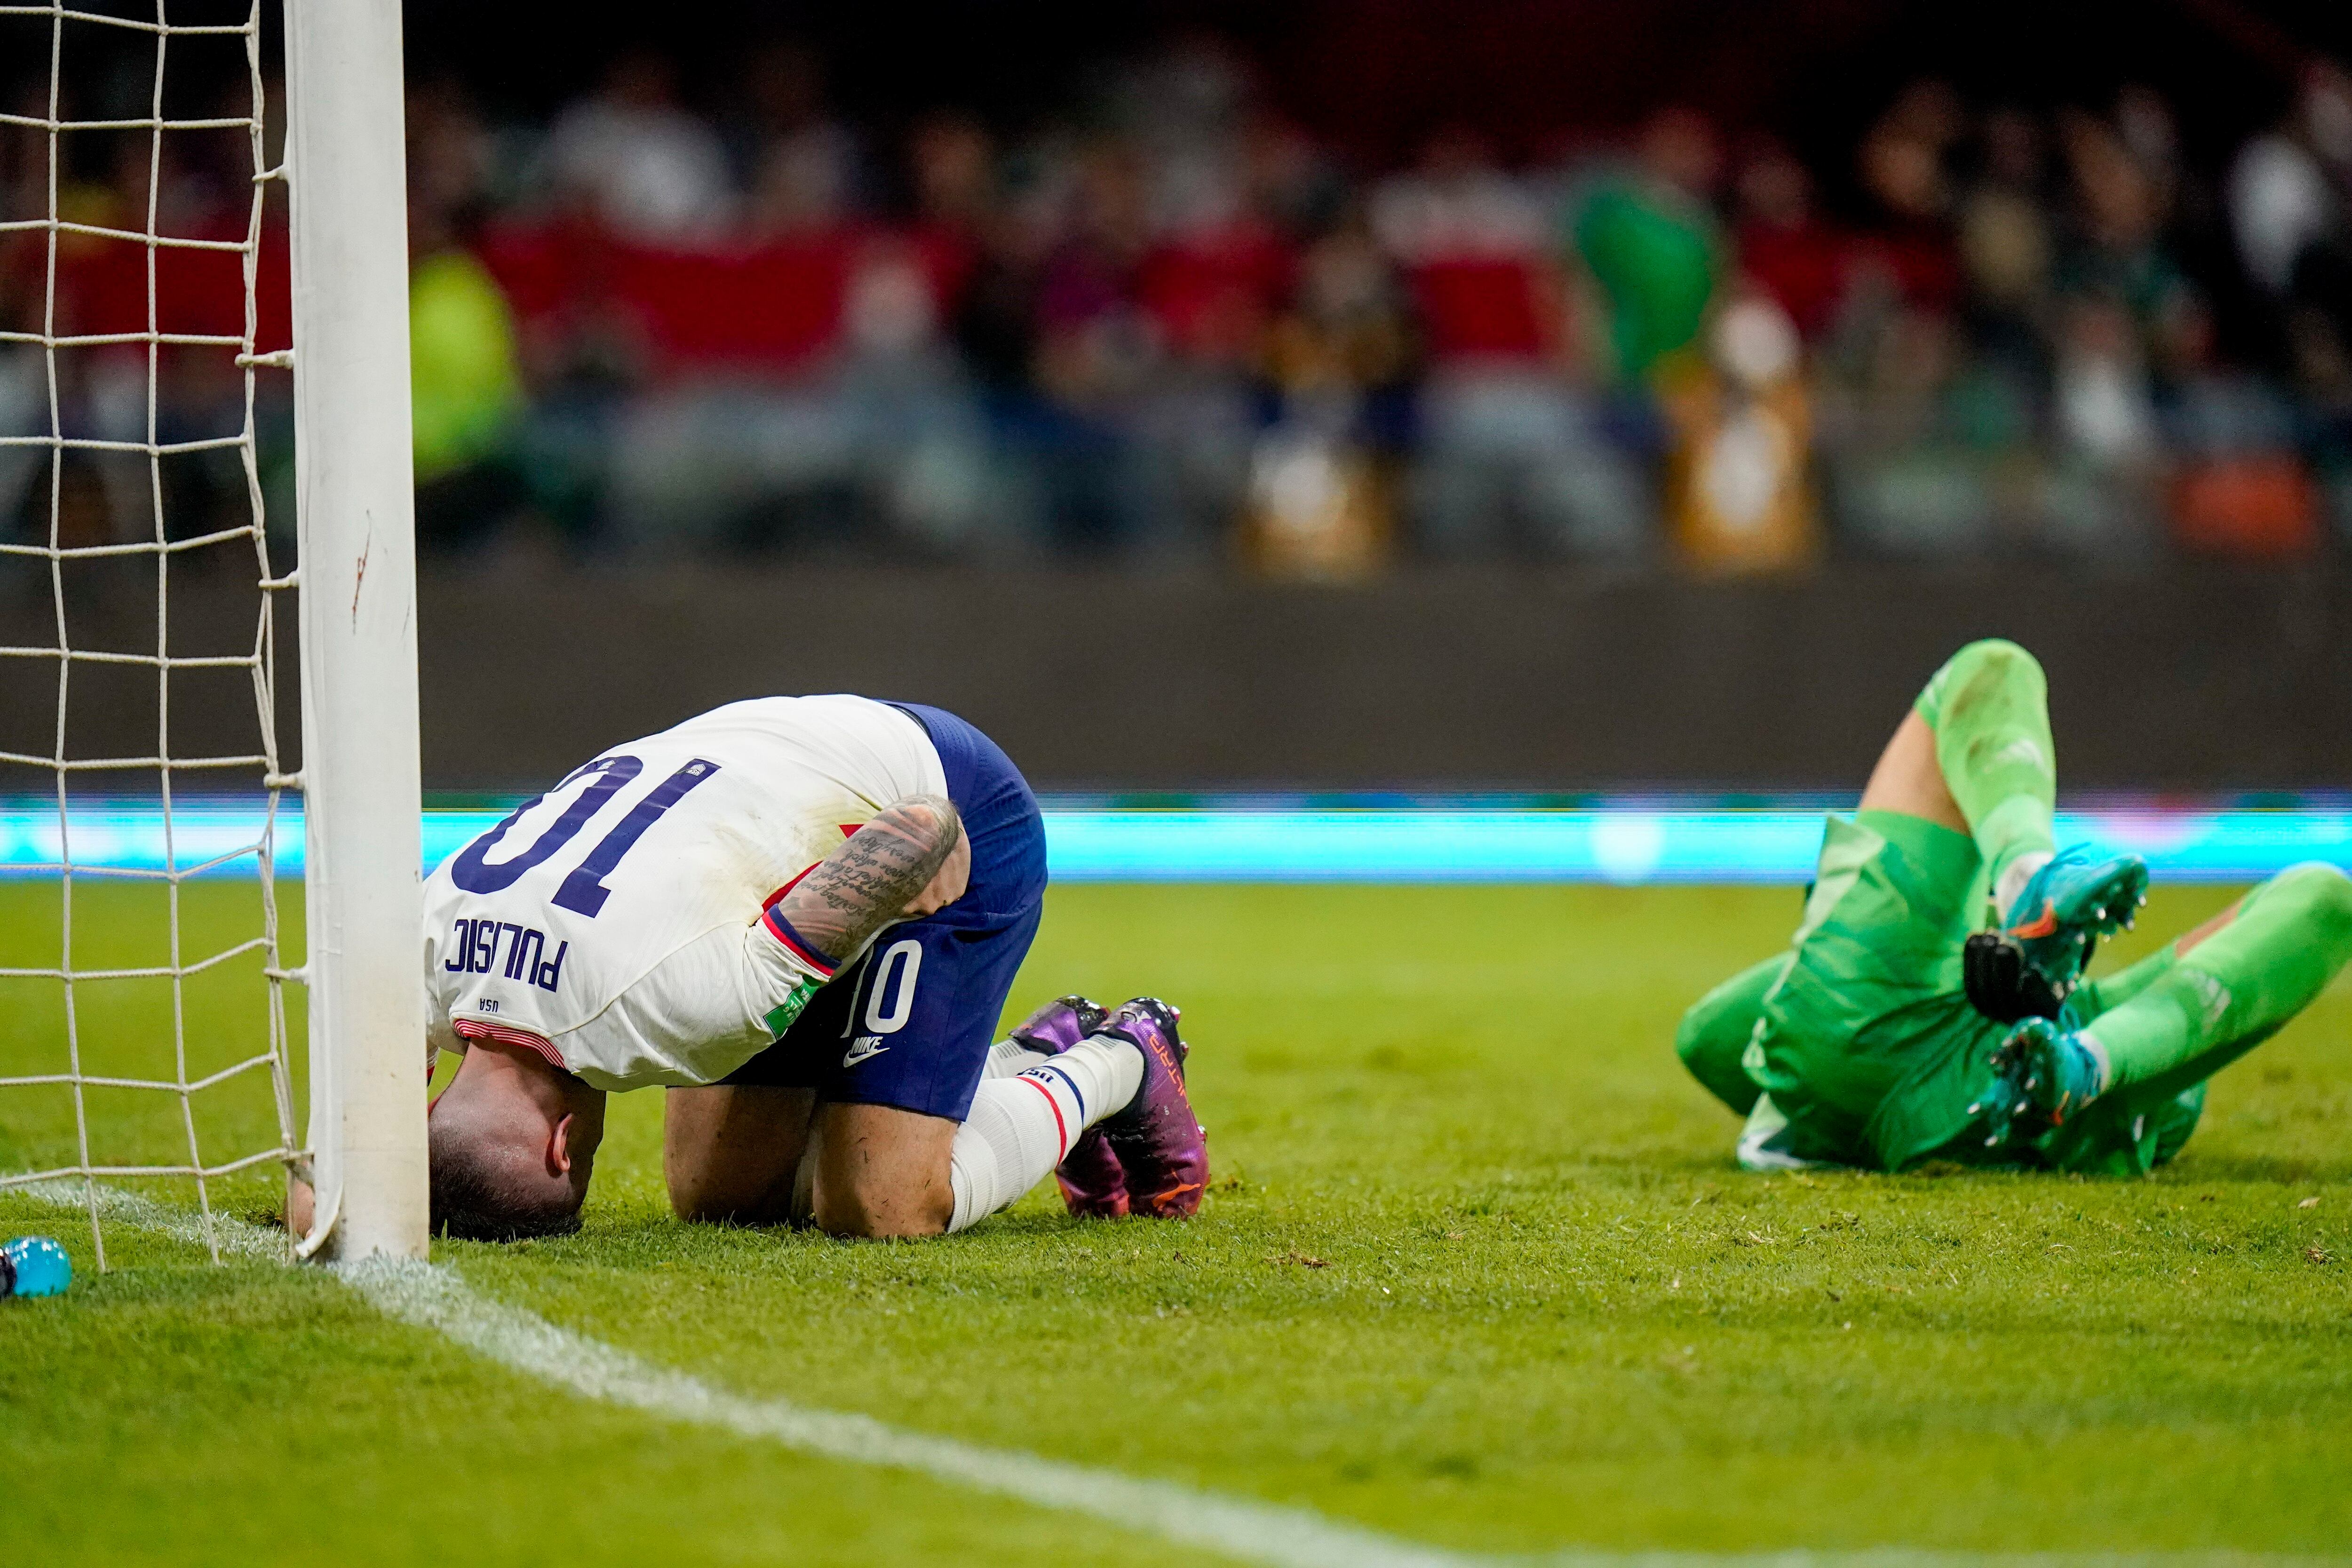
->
[1,1235,72,1298]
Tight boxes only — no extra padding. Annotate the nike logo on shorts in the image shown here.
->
[842,1035,889,1068]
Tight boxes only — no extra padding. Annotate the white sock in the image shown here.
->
[983,1037,1046,1078]
[1995,850,2054,924]
[947,1037,1142,1233]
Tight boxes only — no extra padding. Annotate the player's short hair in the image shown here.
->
[428,1117,584,1242]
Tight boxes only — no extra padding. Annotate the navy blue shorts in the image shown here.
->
[718,703,1046,1123]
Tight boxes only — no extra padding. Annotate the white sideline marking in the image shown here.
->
[8,1181,2346,1568]
[11,1179,286,1260]
[11,1180,1456,1568]
[337,1253,1472,1568]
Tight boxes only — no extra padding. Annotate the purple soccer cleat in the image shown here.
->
[1009,996,1130,1219]
[1009,994,1107,1055]
[1097,997,1208,1220]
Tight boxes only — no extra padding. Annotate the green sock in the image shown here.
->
[2076,863,2352,1099]
[1914,639,2056,915]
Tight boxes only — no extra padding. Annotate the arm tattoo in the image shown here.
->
[776,794,961,964]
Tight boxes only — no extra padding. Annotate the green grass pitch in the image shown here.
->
[3,879,2350,1565]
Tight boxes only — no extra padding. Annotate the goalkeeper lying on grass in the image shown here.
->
[1677,639,2352,1174]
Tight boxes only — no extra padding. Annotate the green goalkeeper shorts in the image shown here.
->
[1747,810,2202,1174]
[1745,811,2000,1170]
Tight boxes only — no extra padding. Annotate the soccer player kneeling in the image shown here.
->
[409,695,1205,1241]
[1676,639,2352,1174]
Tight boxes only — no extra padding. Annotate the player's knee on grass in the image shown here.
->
[808,1102,957,1239]
[661,1086,811,1226]
[810,1175,952,1239]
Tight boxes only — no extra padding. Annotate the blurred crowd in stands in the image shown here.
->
[12,37,2352,573]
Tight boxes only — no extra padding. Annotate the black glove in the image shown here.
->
[1961,931,2074,1023]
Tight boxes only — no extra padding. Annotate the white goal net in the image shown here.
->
[0,0,424,1268]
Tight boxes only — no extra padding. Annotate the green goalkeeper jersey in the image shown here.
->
[1675,811,2206,1175]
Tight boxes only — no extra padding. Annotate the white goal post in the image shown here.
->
[285,0,427,1263]
[0,0,424,1266]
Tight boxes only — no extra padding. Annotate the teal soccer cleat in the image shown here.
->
[1970,1016,2110,1147]
[1962,845,2149,1021]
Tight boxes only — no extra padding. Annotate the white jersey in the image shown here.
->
[423,695,946,1090]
